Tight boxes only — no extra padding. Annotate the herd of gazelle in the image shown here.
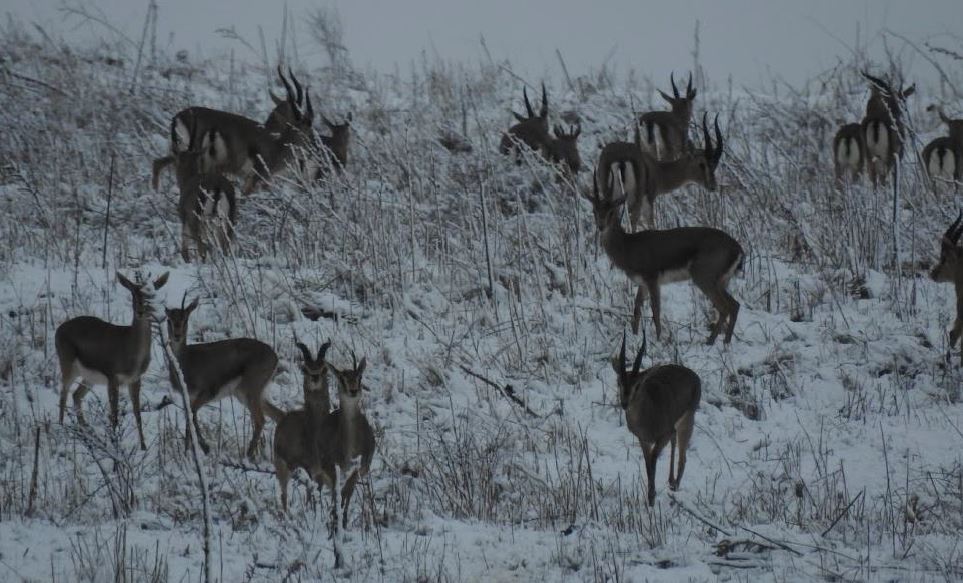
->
[51,63,963,546]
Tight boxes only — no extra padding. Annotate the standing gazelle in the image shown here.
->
[613,333,701,506]
[931,211,963,363]
[499,84,550,158]
[313,113,353,179]
[542,123,583,177]
[832,123,865,185]
[922,137,960,194]
[164,296,284,459]
[274,340,332,512]
[56,271,169,450]
[638,73,697,160]
[928,104,963,150]
[583,170,743,344]
[597,113,723,230]
[860,71,916,188]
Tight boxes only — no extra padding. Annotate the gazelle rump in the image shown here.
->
[832,123,865,184]
[274,340,333,512]
[164,296,284,459]
[860,71,916,188]
[56,271,170,450]
[583,170,743,344]
[613,332,701,506]
[638,72,697,160]
[922,137,960,193]
[597,113,723,230]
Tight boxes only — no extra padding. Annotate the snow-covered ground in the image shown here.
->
[1,18,962,582]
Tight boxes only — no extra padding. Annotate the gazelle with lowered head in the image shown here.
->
[927,104,963,149]
[542,122,583,178]
[860,71,916,188]
[499,84,551,158]
[164,296,284,459]
[832,122,865,185]
[274,340,333,512]
[312,112,353,179]
[931,211,963,363]
[152,135,237,262]
[638,72,697,160]
[613,332,701,506]
[162,67,315,195]
[597,113,723,230]
[583,170,743,344]
[56,271,169,450]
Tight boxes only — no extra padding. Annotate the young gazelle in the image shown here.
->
[164,296,284,459]
[931,212,963,362]
[597,113,723,230]
[542,123,583,177]
[56,271,169,450]
[613,332,701,506]
[832,123,865,184]
[638,72,697,160]
[583,170,743,344]
[860,71,916,188]
[274,340,332,512]
[314,113,353,178]
[152,141,237,262]
[921,137,960,193]
[499,84,550,158]
[317,354,376,530]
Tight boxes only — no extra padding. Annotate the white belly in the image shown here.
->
[215,377,243,400]
[658,266,691,285]
[71,360,137,387]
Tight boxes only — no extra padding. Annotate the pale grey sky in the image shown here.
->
[6,1,962,87]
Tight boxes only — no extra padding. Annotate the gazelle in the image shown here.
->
[597,113,723,230]
[152,144,237,262]
[613,332,701,506]
[499,84,550,158]
[274,340,332,512]
[165,67,315,195]
[164,296,284,459]
[928,104,963,149]
[638,73,697,160]
[56,271,170,450]
[542,123,583,177]
[922,137,960,193]
[832,123,865,184]
[931,211,963,363]
[583,170,743,344]
[860,71,916,188]
[313,113,353,178]
[316,354,376,530]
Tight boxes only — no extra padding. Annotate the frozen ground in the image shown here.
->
[1,16,962,583]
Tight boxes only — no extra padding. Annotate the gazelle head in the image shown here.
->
[118,271,169,321]
[296,339,331,411]
[165,294,199,350]
[331,353,367,408]
[265,67,315,133]
[657,72,697,121]
[691,113,724,191]
[611,331,646,409]
[505,83,550,151]
[583,168,625,231]
[862,71,915,122]
[548,123,583,175]
[932,211,963,283]
[321,112,353,164]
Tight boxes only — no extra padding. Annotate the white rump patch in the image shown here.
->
[216,377,243,400]
[863,123,889,158]
[835,137,860,169]
[200,130,229,171]
[71,360,135,387]
[928,149,956,180]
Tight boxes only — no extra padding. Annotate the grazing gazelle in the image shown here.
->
[164,296,284,459]
[638,72,697,160]
[314,113,353,178]
[860,71,916,188]
[542,123,583,177]
[931,211,963,362]
[499,84,550,158]
[583,170,743,344]
[922,137,960,193]
[56,271,170,450]
[165,67,315,195]
[597,113,723,230]
[832,123,865,184]
[152,142,237,262]
[274,340,332,512]
[317,354,376,530]
[613,332,701,506]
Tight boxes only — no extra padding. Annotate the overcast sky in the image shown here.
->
[6,1,962,87]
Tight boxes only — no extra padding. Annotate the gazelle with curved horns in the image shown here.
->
[582,169,743,344]
[160,67,315,196]
[56,271,170,450]
[542,122,583,177]
[596,113,723,230]
[832,122,865,185]
[499,83,550,157]
[638,72,697,160]
[613,331,701,506]
[164,295,284,459]
[931,211,963,363]
[860,70,916,188]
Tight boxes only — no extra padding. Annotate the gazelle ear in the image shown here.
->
[295,341,312,363]
[153,272,170,290]
[116,271,135,290]
[269,90,285,106]
[356,357,367,376]
[657,90,673,104]
[903,84,916,98]
[512,111,528,123]
[186,296,199,313]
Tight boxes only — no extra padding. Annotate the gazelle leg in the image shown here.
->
[647,279,663,339]
[275,457,291,513]
[245,398,266,460]
[632,285,649,335]
[59,374,75,424]
[180,229,191,263]
[186,395,215,454]
[672,410,695,491]
[130,380,146,450]
[642,436,671,506]
[73,383,90,424]
[107,379,120,428]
